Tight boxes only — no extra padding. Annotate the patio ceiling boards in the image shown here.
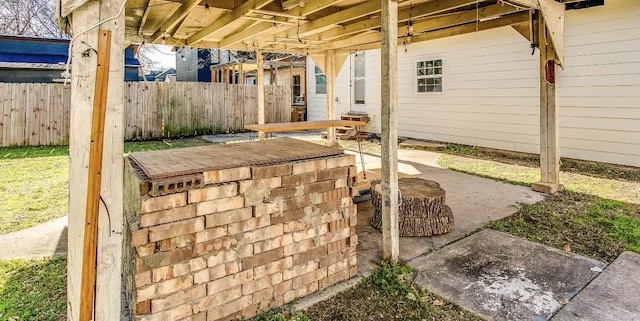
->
[123,0,542,54]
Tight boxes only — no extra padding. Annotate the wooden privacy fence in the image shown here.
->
[155,82,290,137]
[0,83,71,147]
[0,82,291,147]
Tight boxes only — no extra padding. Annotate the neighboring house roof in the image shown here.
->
[0,34,141,69]
[155,68,176,79]
[125,58,141,67]
[0,52,67,64]
[0,34,70,42]
[143,68,176,81]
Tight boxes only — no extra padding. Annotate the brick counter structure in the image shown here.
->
[122,138,358,321]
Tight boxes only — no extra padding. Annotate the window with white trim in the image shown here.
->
[416,59,443,93]
[314,65,326,94]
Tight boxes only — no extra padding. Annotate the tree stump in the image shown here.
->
[371,178,454,237]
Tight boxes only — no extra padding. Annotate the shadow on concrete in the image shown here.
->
[54,226,68,257]
[355,157,543,276]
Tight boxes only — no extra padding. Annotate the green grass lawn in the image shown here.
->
[0,138,214,234]
[0,257,67,321]
[490,191,639,263]
[438,154,639,204]
[0,156,69,234]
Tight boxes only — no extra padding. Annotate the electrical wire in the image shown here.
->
[62,0,127,85]
[476,0,479,33]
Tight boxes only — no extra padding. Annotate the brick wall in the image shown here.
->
[124,154,359,321]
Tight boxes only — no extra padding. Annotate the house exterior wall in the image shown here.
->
[271,67,306,102]
[176,48,201,82]
[306,0,640,167]
[0,68,65,83]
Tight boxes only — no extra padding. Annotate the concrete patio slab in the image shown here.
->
[552,251,640,321]
[411,230,606,321]
[0,215,68,259]
[352,151,543,275]
[399,139,448,150]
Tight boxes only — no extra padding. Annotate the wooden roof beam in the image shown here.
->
[256,0,382,46]
[219,19,291,48]
[286,0,342,17]
[158,0,236,10]
[410,4,523,35]
[187,0,275,46]
[308,0,487,42]
[138,0,154,35]
[149,0,202,42]
[217,0,343,48]
[335,11,531,51]
[325,4,525,50]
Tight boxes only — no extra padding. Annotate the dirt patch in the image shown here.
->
[303,262,481,321]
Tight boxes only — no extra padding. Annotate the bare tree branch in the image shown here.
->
[0,0,66,38]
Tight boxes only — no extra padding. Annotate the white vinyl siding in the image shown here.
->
[306,0,639,167]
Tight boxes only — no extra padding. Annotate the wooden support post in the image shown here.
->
[240,63,245,84]
[233,63,238,84]
[325,50,337,146]
[68,0,125,320]
[273,65,278,85]
[257,49,265,140]
[380,0,399,262]
[238,63,244,84]
[532,15,561,194]
[290,64,294,96]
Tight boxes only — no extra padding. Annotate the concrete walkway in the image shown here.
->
[411,230,606,321]
[552,251,640,321]
[0,215,68,259]
[351,149,544,275]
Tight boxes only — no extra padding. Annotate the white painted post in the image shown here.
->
[257,49,265,140]
[380,0,399,262]
[325,50,337,146]
[67,0,125,320]
[532,15,561,194]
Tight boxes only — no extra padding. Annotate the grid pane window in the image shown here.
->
[416,59,443,93]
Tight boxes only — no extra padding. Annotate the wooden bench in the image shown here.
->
[244,120,367,139]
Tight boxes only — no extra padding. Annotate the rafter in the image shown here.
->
[137,0,154,35]
[150,0,201,42]
[217,0,343,48]
[156,0,236,11]
[335,11,531,51]
[286,0,342,16]
[187,0,275,46]
[307,0,484,42]
[324,4,524,50]
[255,0,381,46]
[219,19,291,48]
